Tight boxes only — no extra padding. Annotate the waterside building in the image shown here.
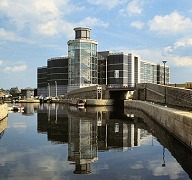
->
[37,57,68,97]
[37,27,170,97]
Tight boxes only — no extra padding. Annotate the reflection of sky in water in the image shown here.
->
[0,110,190,180]
[94,144,184,179]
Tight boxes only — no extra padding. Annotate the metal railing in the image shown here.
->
[107,83,136,89]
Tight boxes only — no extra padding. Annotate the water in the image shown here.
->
[0,103,191,180]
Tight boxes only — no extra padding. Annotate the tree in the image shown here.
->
[9,87,20,96]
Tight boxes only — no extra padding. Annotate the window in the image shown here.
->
[114,70,119,78]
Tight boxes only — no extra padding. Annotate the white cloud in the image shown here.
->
[148,11,192,34]
[168,56,192,67]
[119,0,144,17]
[135,48,192,67]
[164,41,192,66]
[150,160,186,180]
[87,0,126,9]
[174,38,192,49]
[4,65,27,73]
[0,0,84,38]
[126,48,164,63]
[0,0,108,40]
[0,60,3,65]
[126,0,143,16]
[79,17,109,28]
[12,122,27,129]
[130,163,144,169]
[108,44,192,67]
[131,21,144,29]
[37,21,58,36]
[0,28,26,42]
[163,38,192,66]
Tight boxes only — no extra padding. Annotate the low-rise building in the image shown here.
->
[47,57,68,97]
[37,66,47,97]
[21,87,34,99]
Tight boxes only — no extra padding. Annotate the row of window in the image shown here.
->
[68,42,97,50]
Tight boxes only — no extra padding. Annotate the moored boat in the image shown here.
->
[77,99,85,107]
[11,105,24,112]
[69,98,85,107]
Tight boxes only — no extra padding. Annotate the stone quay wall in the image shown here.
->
[124,100,192,150]
[133,83,192,109]
[124,106,192,177]
[0,103,8,120]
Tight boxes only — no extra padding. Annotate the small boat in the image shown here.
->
[69,99,85,107]
[39,96,47,103]
[77,99,85,107]
[12,105,24,112]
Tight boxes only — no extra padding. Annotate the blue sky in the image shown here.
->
[0,0,192,89]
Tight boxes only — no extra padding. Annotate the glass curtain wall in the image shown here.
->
[68,41,97,87]
[68,42,80,85]
[91,43,98,85]
[81,42,91,85]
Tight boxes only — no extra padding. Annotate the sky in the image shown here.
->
[0,0,192,90]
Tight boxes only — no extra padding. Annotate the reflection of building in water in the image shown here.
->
[0,117,7,140]
[97,114,150,151]
[68,116,98,174]
[97,111,109,151]
[37,104,68,144]
[107,120,141,150]
[22,103,40,115]
[67,108,149,155]
[36,104,152,174]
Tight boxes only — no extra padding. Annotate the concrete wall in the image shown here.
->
[0,104,8,120]
[124,100,192,150]
[65,85,110,99]
[86,99,114,106]
[52,98,114,106]
[133,83,192,109]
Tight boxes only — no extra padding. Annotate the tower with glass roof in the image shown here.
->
[67,27,98,92]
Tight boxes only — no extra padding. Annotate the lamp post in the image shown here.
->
[162,60,167,85]
[162,147,166,167]
[55,81,57,97]
[162,61,167,105]
[48,83,50,97]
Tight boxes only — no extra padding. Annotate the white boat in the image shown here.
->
[10,105,24,112]
[69,99,85,107]
[77,99,85,107]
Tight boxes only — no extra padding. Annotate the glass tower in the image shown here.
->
[67,27,98,92]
